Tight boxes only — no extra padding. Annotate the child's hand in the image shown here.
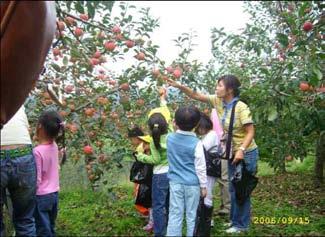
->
[158,87,167,101]
[200,187,207,198]
[165,77,181,88]
[158,87,166,96]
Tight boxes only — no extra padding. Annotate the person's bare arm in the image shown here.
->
[166,78,210,103]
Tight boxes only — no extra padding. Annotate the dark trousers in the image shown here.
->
[34,192,59,237]
[0,152,37,237]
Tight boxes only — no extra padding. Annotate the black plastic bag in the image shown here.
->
[204,145,221,178]
[231,161,258,205]
[135,183,152,208]
[130,160,153,184]
[193,197,213,236]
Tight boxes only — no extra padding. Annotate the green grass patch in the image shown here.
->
[55,172,325,236]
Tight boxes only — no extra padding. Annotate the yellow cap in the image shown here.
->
[148,106,171,123]
[138,135,152,143]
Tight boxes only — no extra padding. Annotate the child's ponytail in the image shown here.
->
[148,113,168,150]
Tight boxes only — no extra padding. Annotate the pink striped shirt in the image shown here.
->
[33,142,60,195]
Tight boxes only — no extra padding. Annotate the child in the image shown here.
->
[33,110,64,236]
[135,88,172,236]
[166,105,207,237]
[127,126,154,232]
[195,112,220,235]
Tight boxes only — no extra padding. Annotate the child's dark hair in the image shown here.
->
[175,105,201,131]
[128,126,144,138]
[217,75,241,97]
[38,110,64,139]
[148,113,168,150]
[195,112,213,134]
[38,110,66,163]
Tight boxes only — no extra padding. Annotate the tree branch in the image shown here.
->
[74,87,119,112]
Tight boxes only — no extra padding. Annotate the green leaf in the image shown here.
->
[313,67,323,81]
[276,33,289,47]
[75,2,84,14]
[268,106,278,121]
[63,56,68,66]
[51,63,61,72]
[298,2,310,17]
[86,2,95,18]
[102,1,114,12]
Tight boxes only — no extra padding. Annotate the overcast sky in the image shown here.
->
[107,1,250,72]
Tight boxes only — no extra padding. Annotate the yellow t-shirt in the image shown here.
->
[208,95,257,152]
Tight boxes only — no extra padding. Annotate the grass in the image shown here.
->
[3,156,324,236]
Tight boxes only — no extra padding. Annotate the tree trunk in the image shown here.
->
[314,131,325,188]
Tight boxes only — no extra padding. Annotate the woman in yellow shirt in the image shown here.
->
[167,74,258,234]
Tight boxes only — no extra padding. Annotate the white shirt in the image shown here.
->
[201,130,219,153]
[176,130,207,188]
[1,106,32,145]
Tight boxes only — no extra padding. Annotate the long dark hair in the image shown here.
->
[195,112,213,135]
[127,125,144,138]
[148,113,168,150]
[38,110,66,164]
[217,75,241,97]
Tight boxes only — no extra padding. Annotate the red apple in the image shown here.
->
[97,31,106,39]
[120,83,130,91]
[173,68,182,79]
[152,69,160,78]
[112,25,121,34]
[104,41,116,51]
[83,145,93,155]
[303,21,313,32]
[65,16,76,26]
[74,27,84,37]
[93,51,101,59]
[115,33,124,41]
[64,85,74,93]
[89,58,100,66]
[53,48,60,56]
[125,40,135,48]
[135,52,145,60]
[57,21,65,31]
[166,66,174,74]
[299,82,310,91]
[80,14,89,21]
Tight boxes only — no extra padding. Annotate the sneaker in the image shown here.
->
[143,222,154,232]
[225,227,242,234]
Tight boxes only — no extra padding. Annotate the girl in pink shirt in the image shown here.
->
[33,110,64,237]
